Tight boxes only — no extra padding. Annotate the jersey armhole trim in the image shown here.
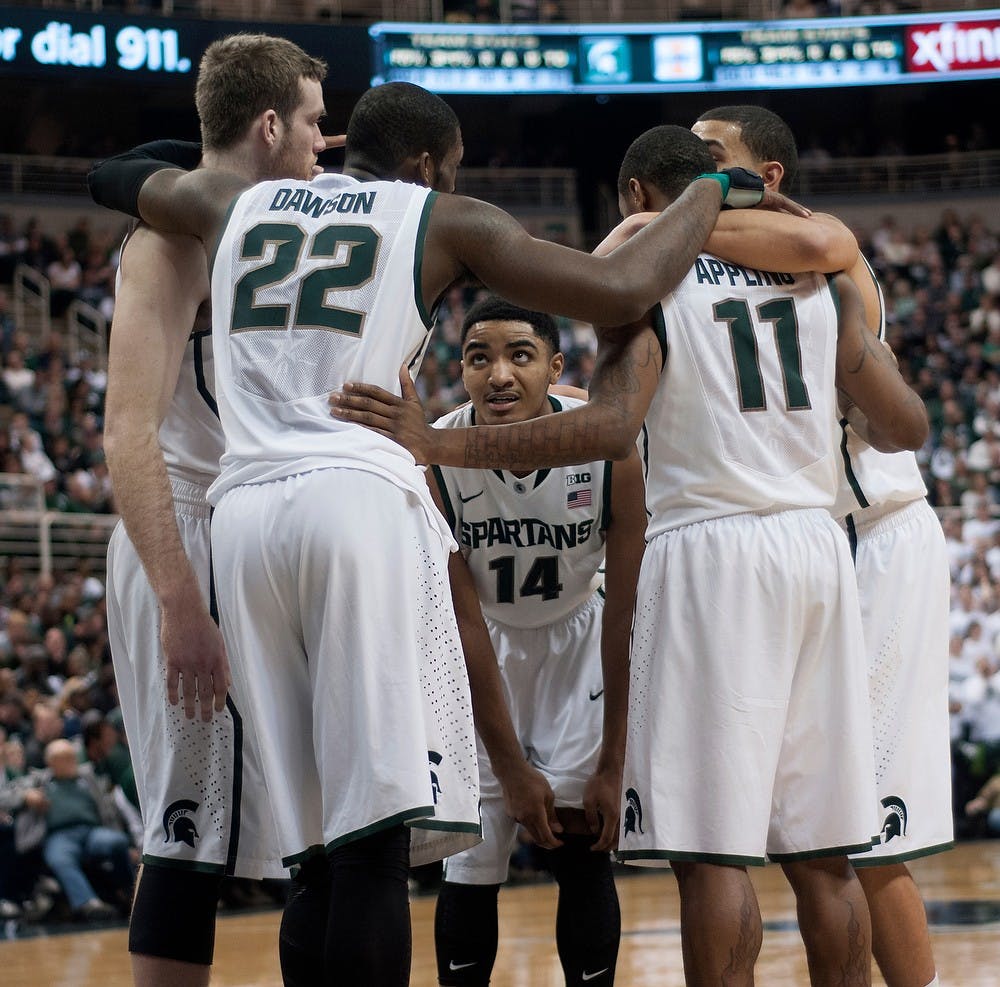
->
[825,272,841,322]
[431,464,456,530]
[413,190,439,330]
[839,416,871,510]
[859,252,887,342]
[207,191,244,281]
[651,303,668,368]
[599,460,613,532]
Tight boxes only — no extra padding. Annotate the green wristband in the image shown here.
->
[694,172,730,200]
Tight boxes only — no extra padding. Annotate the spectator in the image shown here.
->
[18,738,135,920]
[964,500,1000,549]
[16,222,53,274]
[78,242,116,313]
[81,712,136,805]
[22,701,65,771]
[2,351,35,407]
[965,773,1000,836]
[961,621,996,669]
[14,642,54,699]
[0,289,15,356]
[965,432,1000,478]
[45,240,82,319]
[42,626,69,693]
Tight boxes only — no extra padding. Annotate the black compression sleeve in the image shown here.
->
[87,139,201,218]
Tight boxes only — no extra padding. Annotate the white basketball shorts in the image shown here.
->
[105,477,282,879]
[444,592,605,884]
[210,467,481,870]
[845,498,954,865]
[618,508,879,867]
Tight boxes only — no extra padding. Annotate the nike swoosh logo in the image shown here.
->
[458,490,484,503]
[449,960,477,970]
[582,970,609,981]
[589,689,604,701]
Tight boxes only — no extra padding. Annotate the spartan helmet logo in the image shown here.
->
[623,788,644,837]
[879,795,908,845]
[428,750,443,805]
[163,799,201,848]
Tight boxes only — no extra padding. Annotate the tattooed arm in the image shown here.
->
[331,317,662,469]
[834,272,928,453]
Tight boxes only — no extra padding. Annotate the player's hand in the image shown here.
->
[161,593,231,722]
[757,187,811,218]
[497,761,563,849]
[582,765,622,852]
[329,365,436,464]
[311,135,347,177]
[592,211,656,257]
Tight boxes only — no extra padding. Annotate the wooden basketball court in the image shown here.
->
[4,840,999,985]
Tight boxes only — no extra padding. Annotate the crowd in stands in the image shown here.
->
[0,199,999,926]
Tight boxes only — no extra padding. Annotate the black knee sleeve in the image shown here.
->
[434,881,501,986]
[326,824,412,986]
[544,835,621,986]
[280,855,332,987]
[128,865,223,966]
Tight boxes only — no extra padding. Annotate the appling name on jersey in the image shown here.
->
[695,257,796,289]
[461,516,596,550]
[268,186,377,219]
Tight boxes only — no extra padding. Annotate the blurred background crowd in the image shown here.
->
[1,197,999,926]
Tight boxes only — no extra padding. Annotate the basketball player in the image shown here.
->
[431,296,646,987]
[691,105,951,987]
[329,124,931,987]
[88,85,785,983]
[100,34,332,987]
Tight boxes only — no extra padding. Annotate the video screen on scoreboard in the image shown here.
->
[370,13,1000,94]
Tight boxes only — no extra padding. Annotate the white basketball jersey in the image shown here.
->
[831,255,927,520]
[115,233,223,486]
[432,397,610,629]
[642,254,840,537]
[208,174,439,505]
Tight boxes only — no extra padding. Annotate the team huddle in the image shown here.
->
[89,32,951,987]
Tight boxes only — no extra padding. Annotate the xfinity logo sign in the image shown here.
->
[908,20,1000,73]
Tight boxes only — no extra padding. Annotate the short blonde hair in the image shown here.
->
[195,34,327,152]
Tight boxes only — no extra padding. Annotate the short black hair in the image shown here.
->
[617,125,716,202]
[696,105,799,190]
[461,295,561,355]
[346,82,460,178]
[82,712,107,746]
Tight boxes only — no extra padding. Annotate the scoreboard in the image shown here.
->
[1,3,997,94]
[371,12,1000,94]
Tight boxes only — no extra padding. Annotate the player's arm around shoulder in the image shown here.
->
[707,210,858,274]
[105,227,229,721]
[137,168,248,244]
[584,448,646,851]
[833,270,929,453]
[425,472,563,848]
[423,181,724,327]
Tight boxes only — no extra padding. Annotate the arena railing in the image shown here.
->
[0,479,118,579]
[0,0,993,23]
[12,263,108,370]
[0,496,978,586]
[12,263,50,347]
[64,300,108,374]
[5,150,1000,208]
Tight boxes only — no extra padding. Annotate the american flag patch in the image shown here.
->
[567,488,592,509]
